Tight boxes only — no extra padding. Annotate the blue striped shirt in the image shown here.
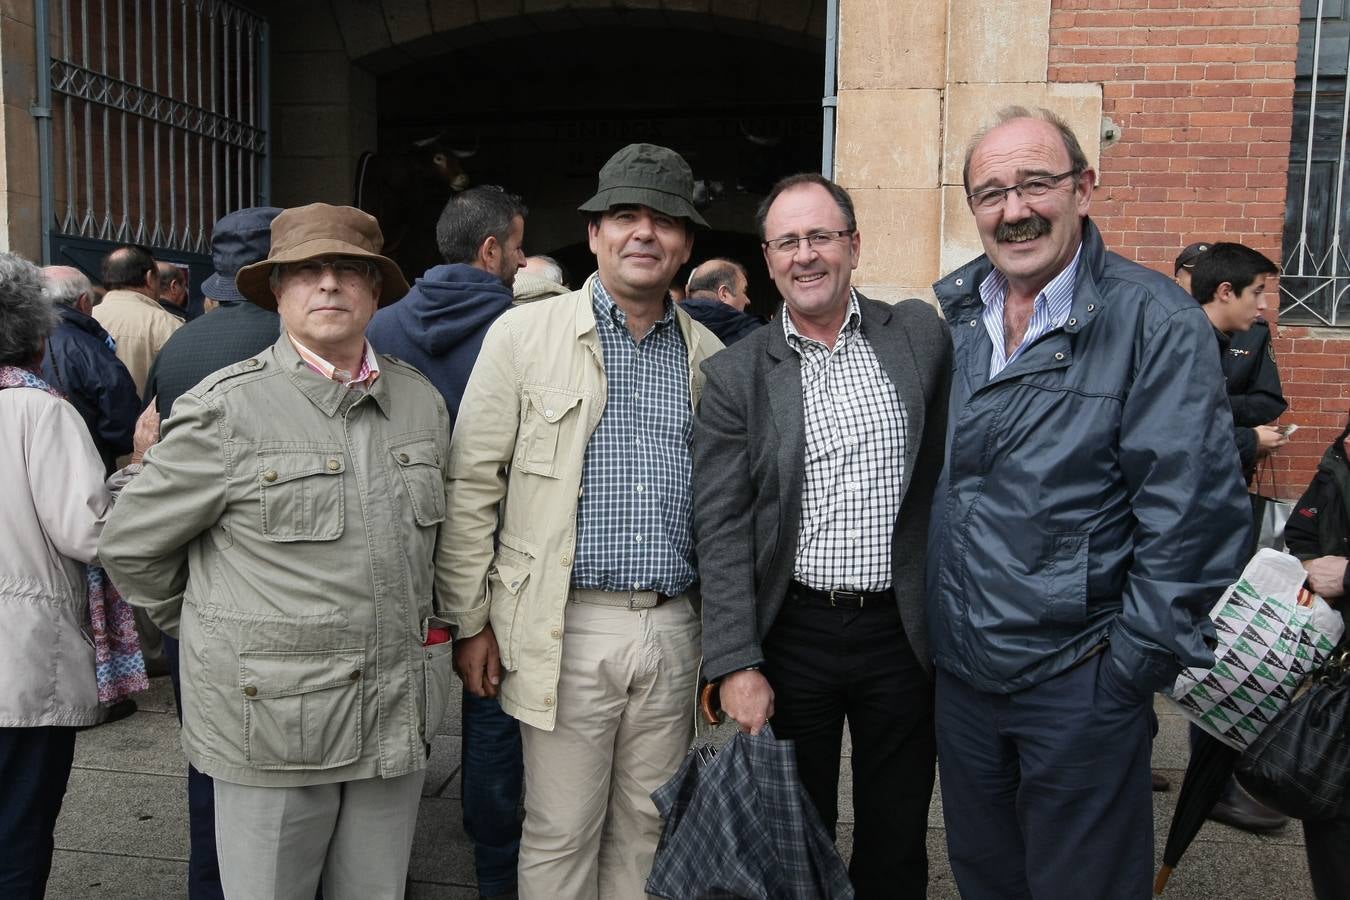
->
[979,244,1082,377]
[570,279,697,595]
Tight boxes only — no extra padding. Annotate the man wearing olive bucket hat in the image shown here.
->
[443,144,723,898]
[101,203,460,900]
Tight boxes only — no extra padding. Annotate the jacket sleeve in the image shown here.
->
[1284,470,1334,561]
[691,358,765,682]
[1234,425,1258,475]
[1228,326,1287,426]
[91,346,140,458]
[29,399,114,565]
[97,390,228,637]
[1112,304,1251,694]
[436,319,520,638]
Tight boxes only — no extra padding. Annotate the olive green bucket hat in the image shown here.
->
[577,143,708,227]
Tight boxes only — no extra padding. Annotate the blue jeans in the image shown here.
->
[461,689,523,897]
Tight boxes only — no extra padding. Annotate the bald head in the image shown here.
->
[686,258,750,312]
[42,265,95,315]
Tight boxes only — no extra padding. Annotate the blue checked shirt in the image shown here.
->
[571,279,697,595]
[980,244,1082,377]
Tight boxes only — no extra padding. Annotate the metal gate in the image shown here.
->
[1282,0,1350,325]
[37,0,269,276]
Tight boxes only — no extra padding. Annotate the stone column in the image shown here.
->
[0,0,43,261]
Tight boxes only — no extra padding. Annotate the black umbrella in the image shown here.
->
[1154,728,1240,894]
[647,724,855,900]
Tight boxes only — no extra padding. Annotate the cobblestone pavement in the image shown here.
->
[48,678,1315,899]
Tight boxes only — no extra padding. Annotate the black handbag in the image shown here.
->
[1235,647,1350,820]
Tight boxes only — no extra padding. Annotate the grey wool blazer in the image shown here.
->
[691,294,952,683]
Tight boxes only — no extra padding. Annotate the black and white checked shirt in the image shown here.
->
[571,279,697,595]
[785,292,907,592]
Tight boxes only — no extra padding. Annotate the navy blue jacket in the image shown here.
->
[927,219,1251,697]
[40,304,140,474]
[680,299,765,346]
[366,264,514,425]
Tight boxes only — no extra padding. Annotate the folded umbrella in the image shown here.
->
[1153,730,1240,894]
[647,724,854,900]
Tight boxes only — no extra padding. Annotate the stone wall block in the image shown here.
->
[269,0,347,53]
[271,51,351,105]
[947,0,1050,85]
[381,0,436,45]
[331,0,395,60]
[851,188,942,287]
[835,89,941,189]
[430,0,481,32]
[940,184,983,276]
[839,0,945,90]
[270,156,352,208]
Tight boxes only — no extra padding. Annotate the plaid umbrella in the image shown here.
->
[646,724,855,900]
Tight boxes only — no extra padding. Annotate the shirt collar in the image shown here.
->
[286,333,381,388]
[591,278,675,337]
[783,289,862,352]
[978,242,1083,325]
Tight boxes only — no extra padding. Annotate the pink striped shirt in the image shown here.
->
[287,333,381,389]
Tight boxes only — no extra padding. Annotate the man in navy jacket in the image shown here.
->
[367,185,527,900]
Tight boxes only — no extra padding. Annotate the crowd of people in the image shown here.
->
[1,104,1345,900]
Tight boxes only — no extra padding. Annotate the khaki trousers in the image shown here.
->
[518,595,700,900]
[214,770,425,900]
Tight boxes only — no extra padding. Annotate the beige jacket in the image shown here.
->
[100,336,457,787]
[442,276,721,730]
[92,289,182,397]
[0,389,113,727]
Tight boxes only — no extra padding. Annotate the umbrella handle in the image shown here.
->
[1154,864,1174,895]
[699,682,721,725]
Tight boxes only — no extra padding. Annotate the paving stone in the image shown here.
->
[46,849,187,899]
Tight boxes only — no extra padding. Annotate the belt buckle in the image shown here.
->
[828,589,863,608]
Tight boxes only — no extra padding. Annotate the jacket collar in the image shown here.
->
[56,303,112,340]
[272,333,392,418]
[102,288,164,311]
[571,272,709,365]
[933,217,1109,337]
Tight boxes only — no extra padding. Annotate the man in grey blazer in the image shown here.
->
[691,173,951,899]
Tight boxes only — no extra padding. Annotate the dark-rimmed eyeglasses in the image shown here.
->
[279,257,376,281]
[762,230,854,255]
[966,170,1081,212]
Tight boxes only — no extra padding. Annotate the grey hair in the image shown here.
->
[0,253,60,366]
[526,255,565,286]
[42,267,93,308]
[961,105,1091,194]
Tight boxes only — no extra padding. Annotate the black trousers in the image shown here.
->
[1306,813,1350,899]
[762,598,935,900]
[0,726,77,900]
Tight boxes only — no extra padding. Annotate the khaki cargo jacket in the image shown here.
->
[99,335,457,787]
[442,275,721,730]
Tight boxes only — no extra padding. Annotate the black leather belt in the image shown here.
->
[787,580,891,609]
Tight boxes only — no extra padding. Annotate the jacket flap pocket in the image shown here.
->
[497,531,538,558]
[523,388,582,424]
[390,438,441,469]
[259,450,346,485]
[239,648,365,700]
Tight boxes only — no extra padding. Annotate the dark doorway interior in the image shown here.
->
[372,22,824,318]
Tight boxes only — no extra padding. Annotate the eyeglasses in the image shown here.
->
[966,170,1081,211]
[280,257,376,281]
[762,230,854,255]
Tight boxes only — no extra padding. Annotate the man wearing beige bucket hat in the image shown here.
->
[101,203,457,900]
[442,144,723,898]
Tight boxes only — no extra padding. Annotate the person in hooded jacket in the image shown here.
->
[366,185,527,900]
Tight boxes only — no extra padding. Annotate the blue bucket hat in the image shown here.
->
[201,206,283,304]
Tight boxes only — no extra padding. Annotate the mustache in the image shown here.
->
[995,214,1052,243]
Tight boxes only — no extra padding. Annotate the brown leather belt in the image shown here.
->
[570,588,677,610]
[786,580,891,609]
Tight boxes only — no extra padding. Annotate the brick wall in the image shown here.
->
[1048,0,1350,497]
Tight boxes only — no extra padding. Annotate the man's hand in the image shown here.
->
[1303,555,1348,601]
[453,625,502,698]
[720,668,775,735]
[131,399,162,463]
[1254,424,1289,455]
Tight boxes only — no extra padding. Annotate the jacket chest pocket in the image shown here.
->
[390,438,446,526]
[258,449,346,542]
[515,388,583,478]
[239,648,365,770]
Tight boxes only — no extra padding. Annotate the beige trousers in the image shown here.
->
[214,769,426,900]
[518,595,700,900]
